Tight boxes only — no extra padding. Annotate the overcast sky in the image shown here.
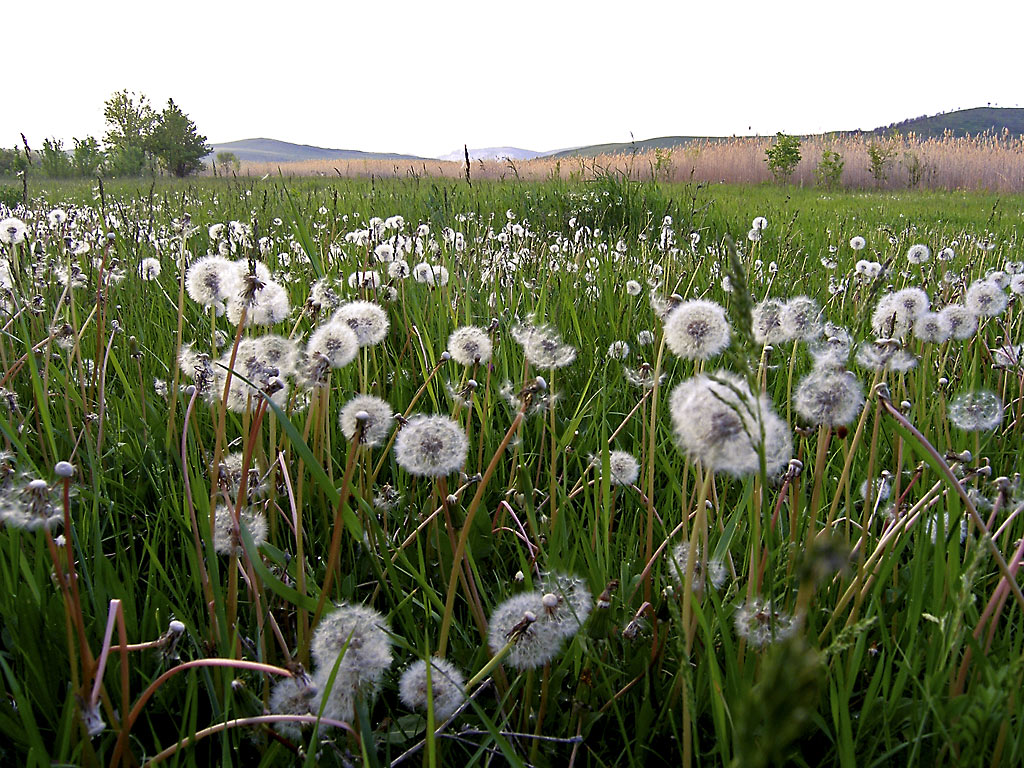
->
[6,1,1022,159]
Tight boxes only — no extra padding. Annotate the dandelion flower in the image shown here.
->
[185,255,237,312]
[906,244,931,264]
[752,298,787,345]
[592,450,640,486]
[667,541,727,593]
[965,279,1008,318]
[398,658,467,721]
[269,676,318,738]
[939,305,978,340]
[306,322,359,369]
[539,573,592,639]
[794,368,864,427]
[332,301,389,346]
[808,323,853,367]
[669,371,792,477]
[948,390,1003,432]
[394,415,468,477]
[913,312,952,344]
[311,604,393,725]
[779,296,822,342]
[607,340,630,360]
[347,270,381,290]
[849,236,866,250]
[513,323,576,368]
[212,505,267,556]
[625,279,643,296]
[0,478,61,530]
[0,217,27,246]
[338,395,394,448]
[447,326,492,366]
[487,592,563,670]
[734,598,798,648]
[752,216,768,231]
[139,258,161,280]
[663,299,731,360]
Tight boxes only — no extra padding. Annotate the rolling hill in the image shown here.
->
[206,138,425,164]
[208,107,1024,165]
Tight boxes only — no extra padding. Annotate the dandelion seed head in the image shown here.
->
[669,372,792,477]
[939,304,978,340]
[513,323,576,368]
[447,326,493,366]
[906,244,931,264]
[212,505,267,556]
[398,658,467,721]
[339,395,394,448]
[949,390,1004,432]
[752,298,787,345]
[668,541,727,593]
[794,368,865,427]
[734,598,798,648]
[394,415,468,477]
[332,301,389,347]
[850,236,866,250]
[965,279,1009,318]
[913,312,952,344]
[779,296,822,342]
[663,299,731,360]
[487,592,563,670]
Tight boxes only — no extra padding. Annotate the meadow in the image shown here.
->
[1,174,1023,767]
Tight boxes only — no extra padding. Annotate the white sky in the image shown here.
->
[6,1,1022,159]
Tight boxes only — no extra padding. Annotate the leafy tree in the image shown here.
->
[72,137,104,178]
[40,138,74,178]
[148,99,210,177]
[215,151,241,173]
[103,90,157,176]
[765,132,802,183]
[0,145,30,178]
[866,140,896,186]
[814,148,844,190]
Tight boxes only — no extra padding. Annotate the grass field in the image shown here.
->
[1,175,1023,767]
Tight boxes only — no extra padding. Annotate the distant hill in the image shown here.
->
[206,138,425,164]
[439,147,548,162]
[877,107,1024,139]
[549,107,1024,158]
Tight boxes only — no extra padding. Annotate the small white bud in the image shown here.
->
[54,461,74,478]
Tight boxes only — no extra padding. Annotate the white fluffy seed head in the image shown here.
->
[332,301,390,346]
[793,368,865,427]
[394,415,468,477]
[668,371,792,477]
[663,299,731,360]
[447,326,493,366]
[939,304,978,340]
[965,279,1009,318]
[307,322,359,369]
[487,592,563,670]
[212,505,267,556]
[310,603,393,693]
[398,658,467,721]
[338,395,394,448]
[948,390,1004,432]
[779,296,822,342]
[752,299,787,345]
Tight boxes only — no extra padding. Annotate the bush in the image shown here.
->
[766,133,802,183]
[814,149,845,190]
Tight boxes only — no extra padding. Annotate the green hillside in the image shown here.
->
[550,107,1024,158]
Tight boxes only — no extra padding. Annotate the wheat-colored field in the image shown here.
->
[230,133,1024,191]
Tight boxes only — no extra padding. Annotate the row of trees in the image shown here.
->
[764,133,931,189]
[2,91,210,179]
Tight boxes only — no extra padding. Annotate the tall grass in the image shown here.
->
[232,132,1024,192]
[0,175,1023,766]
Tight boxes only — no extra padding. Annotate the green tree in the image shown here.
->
[814,148,844,190]
[72,136,104,178]
[215,151,241,174]
[866,139,897,186]
[765,132,802,183]
[40,138,74,178]
[103,90,157,176]
[148,99,210,177]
